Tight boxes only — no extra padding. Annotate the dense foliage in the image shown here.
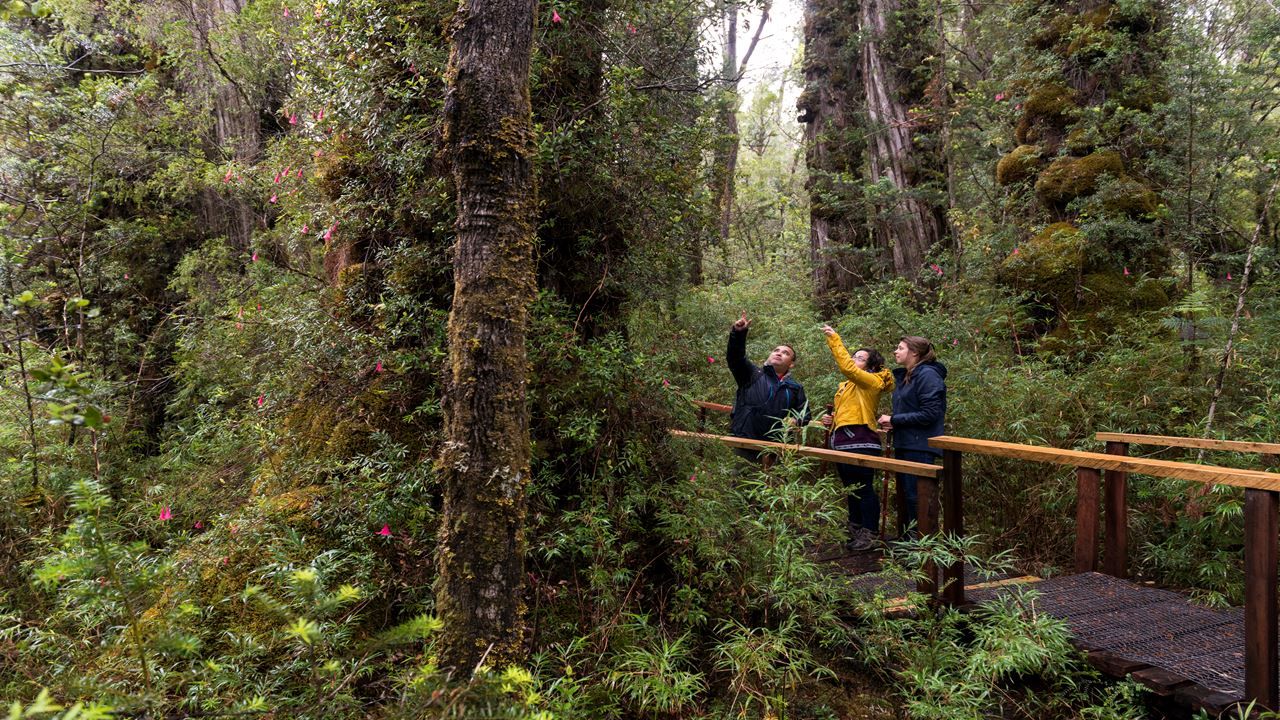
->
[3,0,1279,716]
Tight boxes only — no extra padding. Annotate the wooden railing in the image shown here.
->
[928,434,1280,709]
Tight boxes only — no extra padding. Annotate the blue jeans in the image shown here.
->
[896,450,937,534]
[834,449,881,534]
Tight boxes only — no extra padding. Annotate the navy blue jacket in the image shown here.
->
[727,327,808,441]
[891,360,947,457]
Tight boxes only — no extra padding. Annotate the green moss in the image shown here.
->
[997,222,1084,297]
[1065,127,1095,154]
[1034,150,1125,206]
[1024,84,1077,121]
[1099,176,1158,216]
[1030,13,1076,50]
[996,144,1044,185]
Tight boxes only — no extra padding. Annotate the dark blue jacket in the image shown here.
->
[727,327,808,441]
[891,360,947,457]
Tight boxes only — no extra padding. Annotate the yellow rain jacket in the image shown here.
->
[825,332,894,430]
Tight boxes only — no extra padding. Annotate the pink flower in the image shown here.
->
[323,221,338,241]
[1228,272,1233,280]
[552,8,562,22]
[662,378,670,386]
[229,525,239,535]
[289,113,297,125]
[1123,266,1131,276]
[689,473,696,484]
[1012,247,1020,255]
[269,194,277,204]
[317,109,325,121]
[194,521,204,529]
[995,92,1005,102]
[252,251,259,262]
[301,224,309,233]
[124,273,130,280]
[1015,103,1023,111]
[628,22,637,34]
[314,149,323,158]
[706,356,715,364]
[930,263,943,275]
[236,322,243,330]
[952,338,959,346]
[256,394,265,408]
[223,168,234,183]
[375,361,383,373]
[284,165,291,176]
[283,5,290,17]
[296,168,302,177]
[378,524,392,537]
[273,172,281,184]
[159,506,173,521]
[237,307,243,318]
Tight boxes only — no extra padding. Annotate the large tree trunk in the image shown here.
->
[860,0,943,278]
[436,0,538,675]
[191,0,260,253]
[800,0,871,310]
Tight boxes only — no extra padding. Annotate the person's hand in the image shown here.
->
[732,310,751,331]
[819,413,833,427]
[877,414,893,430]
[821,324,836,337]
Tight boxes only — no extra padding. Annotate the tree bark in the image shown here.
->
[436,0,538,675]
[800,0,871,310]
[860,0,943,278]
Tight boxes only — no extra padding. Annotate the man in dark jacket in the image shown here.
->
[726,311,809,462]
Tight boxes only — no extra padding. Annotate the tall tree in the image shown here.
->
[436,0,538,674]
[860,0,945,278]
[799,0,870,309]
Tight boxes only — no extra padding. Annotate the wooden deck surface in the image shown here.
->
[826,549,1263,716]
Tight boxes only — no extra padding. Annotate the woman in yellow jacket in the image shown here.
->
[821,325,894,551]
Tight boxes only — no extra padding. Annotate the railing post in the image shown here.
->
[917,470,940,598]
[697,406,708,432]
[1244,488,1279,710]
[1104,441,1129,578]
[1074,466,1101,573]
[942,449,964,607]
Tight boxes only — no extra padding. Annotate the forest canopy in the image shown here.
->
[2,0,1280,716]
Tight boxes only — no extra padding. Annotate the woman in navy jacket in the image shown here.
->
[877,336,947,535]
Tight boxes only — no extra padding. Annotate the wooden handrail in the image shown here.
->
[669,430,939,477]
[928,436,1280,491]
[692,400,733,413]
[1096,432,1280,456]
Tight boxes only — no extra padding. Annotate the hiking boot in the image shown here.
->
[845,527,877,553]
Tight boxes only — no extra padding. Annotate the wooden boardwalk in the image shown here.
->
[678,409,1280,714]
[830,554,1263,716]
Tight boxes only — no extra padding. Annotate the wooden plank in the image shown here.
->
[1174,685,1246,717]
[1086,650,1149,677]
[692,400,733,413]
[1075,467,1101,574]
[670,430,940,477]
[941,449,964,607]
[1104,441,1128,578]
[1129,666,1193,696]
[1096,432,1280,456]
[917,476,939,597]
[928,436,1280,490]
[1244,489,1278,710]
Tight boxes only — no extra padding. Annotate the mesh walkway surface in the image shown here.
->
[833,555,1266,712]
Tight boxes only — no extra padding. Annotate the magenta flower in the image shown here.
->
[628,22,637,34]
[268,194,277,204]
[159,506,173,521]
[302,224,309,233]
[296,168,302,178]
[662,378,670,386]
[952,338,959,346]
[995,92,1005,102]
[252,251,259,262]
[194,521,204,529]
[375,361,383,373]
[283,5,290,17]
[1012,247,1020,256]
[323,221,338,241]
[378,524,392,537]
[706,356,715,364]
[223,168,234,183]
[930,263,943,275]
[256,394,265,408]
[1228,272,1233,280]
[273,172,281,184]
[1123,266,1131,276]
[552,8,562,22]
[289,113,297,125]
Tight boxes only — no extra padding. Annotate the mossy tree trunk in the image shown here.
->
[800,0,871,311]
[860,0,944,279]
[436,0,538,674]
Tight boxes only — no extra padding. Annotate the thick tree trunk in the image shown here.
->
[436,0,537,675]
[192,0,259,252]
[860,0,942,278]
[800,0,871,310]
